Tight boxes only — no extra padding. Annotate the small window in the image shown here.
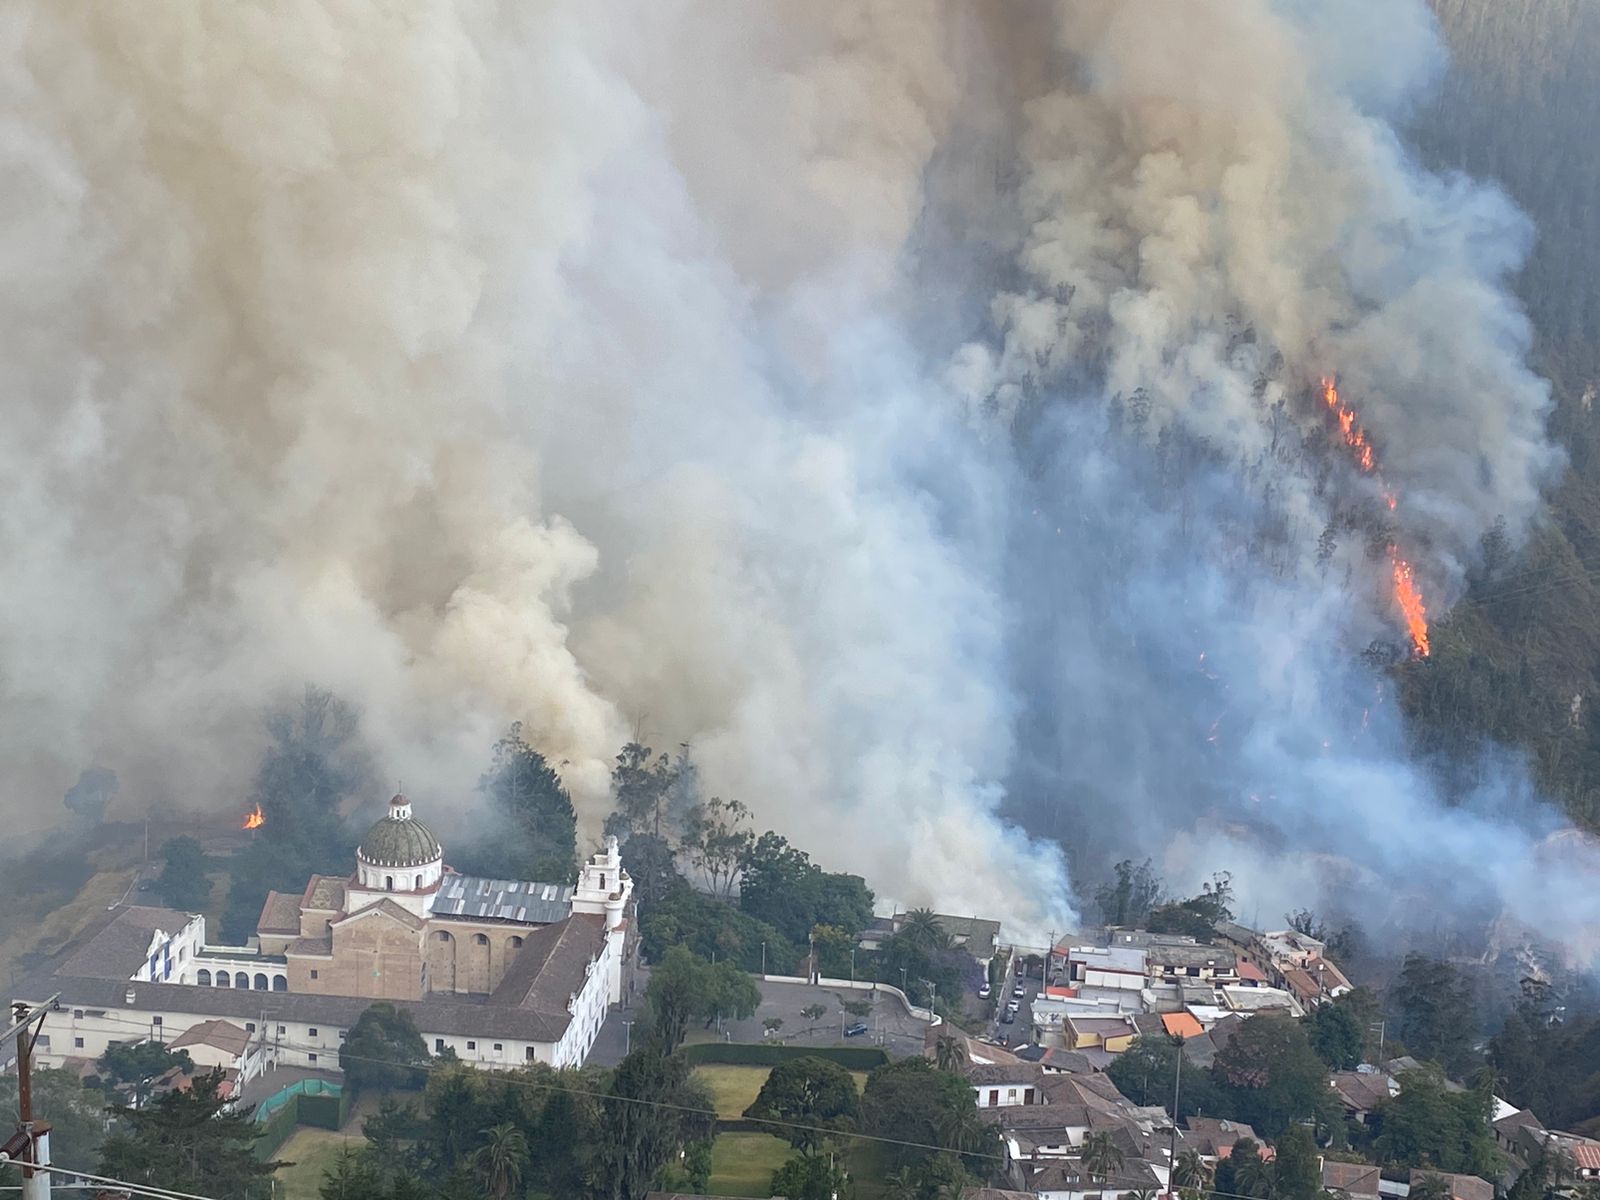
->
[73,1037,84,1049]
[278,1025,287,1035]
[273,976,287,991]
[473,934,488,946]
[510,936,524,949]
[385,876,394,891]
[413,875,421,889]
[152,1016,162,1026]
[338,1031,346,1041]
[310,969,319,980]
[467,1040,476,1051]
[308,1028,318,1038]
[308,1053,317,1064]
[35,1036,48,1050]
[197,970,211,986]
[73,1009,83,1020]
[246,1023,256,1033]
[435,1038,445,1053]
[493,1043,503,1051]
[525,1047,536,1061]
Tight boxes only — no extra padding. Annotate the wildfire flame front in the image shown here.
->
[1319,377,1431,658]
[243,803,265,830]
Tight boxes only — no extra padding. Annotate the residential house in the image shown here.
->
[1330,1070,1398,1124]
[1065,946,1148,993]
[1221,984,1302,1018]
[1181,1013,1248,1069]
[883,912,1002,963]
[1409,1171,1493,1200]
[1492,1107,1545,1160]
[970,1063,1046,1109]
[1064,1015,1138,1054]
[1182,1116,1264,1163]
[1322,1162,1382,1199]
[167,1018,268,1089]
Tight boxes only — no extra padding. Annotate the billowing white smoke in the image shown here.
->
[0,0,1587,949]
[0,2,1068,935]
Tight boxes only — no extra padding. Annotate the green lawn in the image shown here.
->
[274,1127,362,1200]
[707,1132,790,1197]
[695,1065,873,1121]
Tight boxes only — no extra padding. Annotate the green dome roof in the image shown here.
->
[357,795,442,867]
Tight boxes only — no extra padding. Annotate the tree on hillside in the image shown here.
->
[638,885,797,974]
[98,1041,193,1109]
[934,1032,967,1072]
[1147,872,1234,940]
[899,909,951,951]
[680,796,753,898]
[740,831,874,944]
[0,1069,113,1171]
[1393,954,1478,1076]
[154,835,211,912]
[772,1151,851,1200]
[100,1070,280,1198]
[596,1050,715,1200]
[1411,1174,1453,1200]
[341,1002,429,1090]
[1273,1124,1321,1200]
[1372,1067,1501,1176]
[1308,997,1364,1070]
[745,1056,860,1156]
[861,1057,980,1173]
[1095,859,1163,927]
[477,723,579,882]
[1212,1013,1335,1137]
[1107,1035,1228,1121]
[473,1123,529,1200]
[605,742,678,841]
[618,832,683,912]
[643,945,761,1051]
[221,686,370,940]
[1213,1137,1261,1200]
[63,766,118,824]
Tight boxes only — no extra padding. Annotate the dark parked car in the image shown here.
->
[844,1022,869,1037]
[1000,1009,1015,1024]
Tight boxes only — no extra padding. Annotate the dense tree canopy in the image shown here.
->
[745,1056,861,1155]
[643,945,762,1051]
[1211,1013,1337,1137]
[739,831,875,944]
[342,1002,430,1090]
[154,834,211,912]
[100,1070,280,1199]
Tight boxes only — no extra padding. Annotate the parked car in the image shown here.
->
[1013,983,1026,998]
[844,1022,869,1038]
[978,982,991,999]
[1000,1009,1015,1024]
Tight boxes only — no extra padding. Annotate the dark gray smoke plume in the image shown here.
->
[1,1,1593,949]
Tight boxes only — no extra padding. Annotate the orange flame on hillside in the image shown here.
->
[1319,377,1431,658]
[243,803,265,830]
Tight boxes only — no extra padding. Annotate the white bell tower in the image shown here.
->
[572,836,632,1003]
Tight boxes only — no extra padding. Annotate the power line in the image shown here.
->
[23,1162,221,1200]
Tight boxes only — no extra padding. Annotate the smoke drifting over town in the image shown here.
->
[2,3,1590,946]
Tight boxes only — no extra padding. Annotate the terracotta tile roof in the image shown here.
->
[332,897,424,932]
[1162,1012,1204,1039]
[488,913,608,1023]
[256,891,301,935]
[169,1018,252,1058]
[55,906,195,981]
[1322,1162,1381,1196]
[1236,960,1269,982]
[285,937,333,957]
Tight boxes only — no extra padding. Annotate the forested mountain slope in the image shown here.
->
[1396,1,1600,826]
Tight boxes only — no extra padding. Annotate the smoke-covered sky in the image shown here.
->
[3,1,1593,948]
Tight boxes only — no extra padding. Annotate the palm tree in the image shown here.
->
[473,1122,529,1200]
[901,908,951,951]
[1122,1189,1158,1200]
[1174,1149,1212,1194]
[1234,1155,1282,1200]
[934,1032,967,1072]
[1081,1131,1125,1186]
[1410,1174,1453,1200]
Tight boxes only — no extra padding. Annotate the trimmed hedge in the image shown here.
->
[681,1042,889,1070]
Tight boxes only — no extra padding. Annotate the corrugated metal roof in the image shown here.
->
[431,875,574,925]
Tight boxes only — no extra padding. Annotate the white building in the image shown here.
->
[13,807,635,1078]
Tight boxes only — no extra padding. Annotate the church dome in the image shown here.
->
[356,793,443,868]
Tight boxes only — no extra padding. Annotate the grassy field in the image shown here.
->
[707,1132,791,1197]
[274,1127,361,1200]
[693,1064,871,1120]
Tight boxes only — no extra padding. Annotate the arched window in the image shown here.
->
[473,933,488,946]
[510,936,524,949]
[413,875,421,889]
[254,973,269,991]
[272,976,287,991]
[599,874,607,890]
[217,972,231,988]
[235,972,250,988]
[385,876,394,891]
[197,969,211,986]
[435,930,453,942]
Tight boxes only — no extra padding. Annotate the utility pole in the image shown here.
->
[3,994,61,1200]
[760,942,766,979]
[1165,1033,1183,1200]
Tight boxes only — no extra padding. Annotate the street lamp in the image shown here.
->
[761,941,767,979]
[900,967,908,995]
[850,948,857,984]
[623,1020,634,1056]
